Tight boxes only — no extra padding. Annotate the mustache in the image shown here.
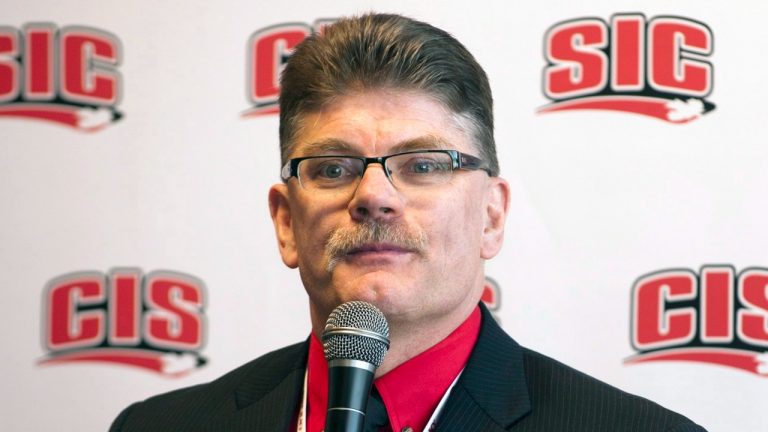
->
[325,220,428,272]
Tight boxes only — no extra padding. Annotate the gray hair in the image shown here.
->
[278,13,499,176]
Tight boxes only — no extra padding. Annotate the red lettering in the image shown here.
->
[144,274,204,350]
[633,271,697,350]
[47,274,106,350]
[611,14,644,91]
[738,270,768,347]
[544,19,608,99]
[543,15,714,103]
[60,28,120,105]
[701,266,734,342]
[24,24,55,100]
[648,18,713,96]
[108,270,141,345]
[248,25,310,106]
[44,269,206,356]
[0,28,20,102]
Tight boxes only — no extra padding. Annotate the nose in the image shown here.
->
[348,163,404,222]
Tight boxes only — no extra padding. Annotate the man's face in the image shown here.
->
[269,89,509,333]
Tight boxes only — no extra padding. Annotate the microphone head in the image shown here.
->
[322,301,390,367]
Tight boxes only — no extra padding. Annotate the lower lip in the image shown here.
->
[345,249,412,264]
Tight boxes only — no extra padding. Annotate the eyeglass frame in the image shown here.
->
[280,149,492,190]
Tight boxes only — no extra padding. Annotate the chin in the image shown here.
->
[326,267,421,310]
[341,284,399,307]
[338,283,410,313]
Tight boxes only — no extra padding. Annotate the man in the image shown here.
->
[111,13,707,431]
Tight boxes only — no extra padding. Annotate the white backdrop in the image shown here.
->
[2,1,765,431]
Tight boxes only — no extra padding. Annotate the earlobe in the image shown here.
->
[268,184,299,268]
[480,177,510,260]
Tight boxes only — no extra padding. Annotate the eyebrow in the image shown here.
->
[299,135,452,157]
[390,136,451,153]
[298,138,354,156]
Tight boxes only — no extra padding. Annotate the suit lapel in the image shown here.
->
[437,305,532,431]
[224,340,308,431]
[214,306,530,431]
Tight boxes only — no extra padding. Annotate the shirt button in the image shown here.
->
[401,427,413,432]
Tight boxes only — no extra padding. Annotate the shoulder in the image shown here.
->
[109,341,307,432]
[469,305,707,431]
[520,347,706,431]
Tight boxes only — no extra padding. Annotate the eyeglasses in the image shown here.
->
[280,149,490,193]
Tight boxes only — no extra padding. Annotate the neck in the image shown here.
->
[376,304,478,376]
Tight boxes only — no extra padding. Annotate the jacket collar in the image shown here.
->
[437,303,532,431]
[230,304,531,431]
[230,340,308,431]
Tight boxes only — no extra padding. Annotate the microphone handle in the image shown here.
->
[325,360,375,432]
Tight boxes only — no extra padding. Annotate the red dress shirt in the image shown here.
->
[301,306,481,432]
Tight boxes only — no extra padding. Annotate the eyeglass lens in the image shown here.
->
[297,152,455,191]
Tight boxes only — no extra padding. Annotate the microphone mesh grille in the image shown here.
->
[323,301,390,366]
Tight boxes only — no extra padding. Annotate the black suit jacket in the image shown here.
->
[110,305,707,431]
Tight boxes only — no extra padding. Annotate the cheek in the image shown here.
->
[422,198,480,256]
[437,192,485,252]
[290,198,341,258]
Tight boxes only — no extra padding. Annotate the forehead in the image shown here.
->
[292,89,474,157]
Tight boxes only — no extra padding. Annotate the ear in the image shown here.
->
[480,177,510,260]
[268,184,299,268]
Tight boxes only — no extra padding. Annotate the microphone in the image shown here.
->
[322,301,390,432]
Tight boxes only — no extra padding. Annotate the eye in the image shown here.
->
[401,157,450,175]
[303,158,359,182]
[318,162,345,179]
[411,160,435,174]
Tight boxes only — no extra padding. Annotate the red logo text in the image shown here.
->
[39,269,206,376]
[242,19,335,117]
[0,23,122,131]
[540,14,715,123]
[627,266,768,377]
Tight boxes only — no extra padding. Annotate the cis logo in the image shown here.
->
[39,269,206,377]
[539,13,715,123]
[242,18,336,117]
[0,23,122,131]
[626,266,768,377]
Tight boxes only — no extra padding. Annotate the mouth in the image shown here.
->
[335,242,418,270]
[347,243,414,255]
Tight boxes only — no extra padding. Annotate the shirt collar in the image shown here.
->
[306,306,482,432]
